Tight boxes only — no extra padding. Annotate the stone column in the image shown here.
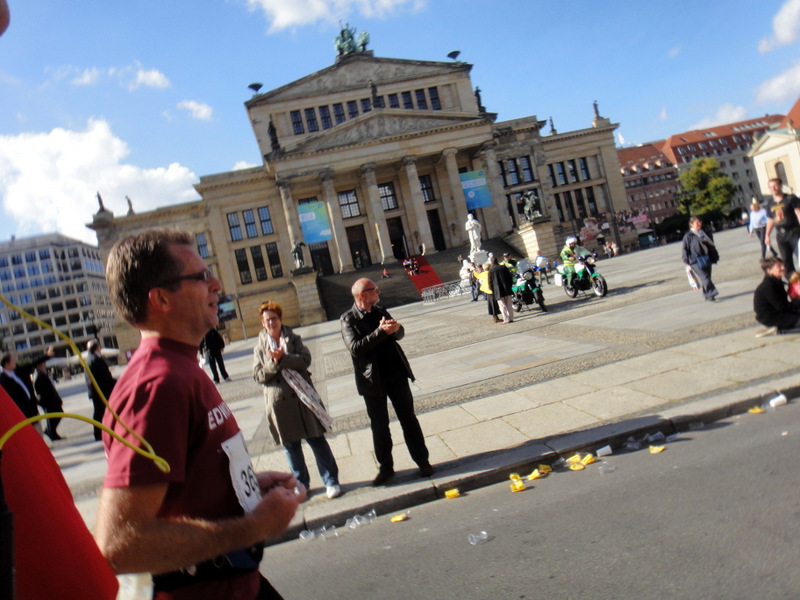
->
[442,148,469,245]
[361,163,395,263]
[480,143,514,233]
[277,180,303,271]
[320,170,354,273]
[401,156,435,254]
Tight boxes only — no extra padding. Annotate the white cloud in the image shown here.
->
[668,44,681,59]
[0,119,198,245]
[755,61,800,104]
[233,161,258,170]
[246,0,426,32]
[688,103,749,131]
[659,107,668,121]
[70,67,103,86]
[760,0,800,52]
[177,100,213,121]
[130,67,170,90]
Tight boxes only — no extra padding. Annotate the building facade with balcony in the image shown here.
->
[0,233,117,359]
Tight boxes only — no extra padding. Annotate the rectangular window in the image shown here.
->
[338,190,361,218]
[548,164,557,186]
[25,251,36,263]
[258,206,274,235]
[419,174,436,203]
[428,87,441,110]
[520,156,534,182]
[38,250,50,261]
[234,249,252,285]
[290,110,304,135]
[11,255,21,265]
[505,159,519,185]
[388,93,399,108]
[554,193,564,222]
[360,98,371,113]
[227,213,243,241]
[579,157,590,180]
[585,186,597,215]
[556,162,567,185]
[333,103,346,124]
[304,108,319,132]
[250,246,268,281]
[379,183,398,210]
[196,232,209,259]
[568,159,579,183]
[347,100,359,119]
[574,188,587,219]
[13,267,24,278]
[243,209,258,238]
[402,91,413,109]
[415,89,427,110]
[265,242,283,278]
[319,106,332,129]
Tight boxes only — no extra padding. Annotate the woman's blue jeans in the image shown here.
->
[283,436,339,489]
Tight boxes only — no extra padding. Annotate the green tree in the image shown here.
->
[678,157,737,216]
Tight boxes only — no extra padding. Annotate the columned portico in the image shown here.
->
[441,147,469,245]
[320,170,354,273]
[401,156,436,254]
[360,163,395,263]
[277,180,303,269]
[480,143,514,234]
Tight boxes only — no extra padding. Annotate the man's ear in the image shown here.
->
[147,287,172,315]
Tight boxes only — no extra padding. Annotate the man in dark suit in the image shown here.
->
[340,278,433,486]
[85,339,116,441]
[1,352,38,420]
[199,327,230,383]
[33,355,64,440]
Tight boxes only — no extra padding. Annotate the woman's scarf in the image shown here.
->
[268,332,333,433]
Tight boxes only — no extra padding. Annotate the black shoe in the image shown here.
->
[224,377,231,382]
[418,464,434,477]
[213,380,220,384]
[372,469,395,486]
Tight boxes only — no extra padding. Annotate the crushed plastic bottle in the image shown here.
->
[624,436,641,451]
[467,531,488,545]
[299,529,315,542]
[645,431,666,443]
[346,509,378,529]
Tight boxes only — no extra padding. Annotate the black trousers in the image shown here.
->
[776,229,800,275]
[207,350,229,382]
[363,374,429,471]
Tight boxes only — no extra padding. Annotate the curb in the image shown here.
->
[268,381,797,547]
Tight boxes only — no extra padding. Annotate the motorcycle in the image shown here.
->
[553,251,608,298]
[510,258,547,312]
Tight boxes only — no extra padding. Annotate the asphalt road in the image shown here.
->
[261,398,800,599]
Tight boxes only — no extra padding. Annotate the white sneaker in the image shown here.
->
[756,326,778,338]
[326,484,341,499]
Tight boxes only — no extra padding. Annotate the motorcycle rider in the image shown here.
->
[559,236,585,288]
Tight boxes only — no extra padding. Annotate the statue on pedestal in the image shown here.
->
[465,214,483,254]
[291,241,306,269]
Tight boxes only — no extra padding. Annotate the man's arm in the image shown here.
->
[95,476,300,575]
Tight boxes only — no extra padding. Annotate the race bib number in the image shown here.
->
[221,431,261,513]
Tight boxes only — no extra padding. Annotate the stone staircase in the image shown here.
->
[316,239,521,320]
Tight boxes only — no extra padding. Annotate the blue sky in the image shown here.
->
[2,0,800,244]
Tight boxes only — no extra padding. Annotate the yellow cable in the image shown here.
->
[0,294,169,472]
[0,412,170,473]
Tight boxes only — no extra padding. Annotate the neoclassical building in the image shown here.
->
[90,39,626,353]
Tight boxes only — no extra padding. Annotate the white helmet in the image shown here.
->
[566,236,578,246]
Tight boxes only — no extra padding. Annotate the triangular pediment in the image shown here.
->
[750,129,799,155]
[283,110,483,154]
[255,55,470,103]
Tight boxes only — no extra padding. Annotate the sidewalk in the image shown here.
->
[50,229,800,545]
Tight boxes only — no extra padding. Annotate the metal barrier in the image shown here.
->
[421,279,470,304]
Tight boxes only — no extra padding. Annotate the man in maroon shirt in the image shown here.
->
[95,229,303,599]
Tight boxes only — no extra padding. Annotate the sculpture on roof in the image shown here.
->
[333,21,360,56]
[126,195,134,215]
[96,191,105,211]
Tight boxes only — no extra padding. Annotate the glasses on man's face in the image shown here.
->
[263,316,280,323]
[155,268,213,288]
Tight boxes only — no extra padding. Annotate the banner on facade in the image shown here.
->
[460,170,493,211]
[298,201,332,244]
